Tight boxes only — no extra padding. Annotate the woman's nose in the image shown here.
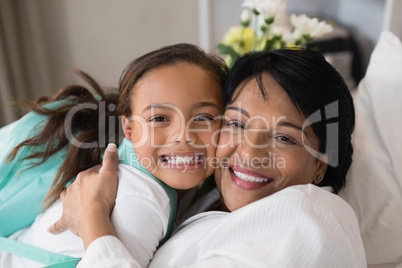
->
[237,131,272,167]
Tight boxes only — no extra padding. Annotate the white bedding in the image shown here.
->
[340,31,402,267]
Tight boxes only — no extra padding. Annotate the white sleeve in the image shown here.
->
[77,236,141,268]
[76,164,170,268]
[111,195,167,268]
[109,165,170,268]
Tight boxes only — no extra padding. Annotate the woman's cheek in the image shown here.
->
[216,130,238,159]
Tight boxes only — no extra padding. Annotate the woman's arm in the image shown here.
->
[49,144,119,249]
[49,144,159,268]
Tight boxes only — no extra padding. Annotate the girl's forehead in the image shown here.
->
[130,63,223,113]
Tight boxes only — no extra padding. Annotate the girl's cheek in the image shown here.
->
[151,130,168,147]
[131,121,149,145]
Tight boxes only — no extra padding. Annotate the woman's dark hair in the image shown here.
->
[8,43,228,209]
[224,48,355,194]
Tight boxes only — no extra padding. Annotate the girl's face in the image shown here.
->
[122,63,223,190]
[215,74,327,211]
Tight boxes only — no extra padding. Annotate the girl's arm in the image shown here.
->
[49,144,119,249]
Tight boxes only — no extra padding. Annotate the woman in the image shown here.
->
[50,49,366,267]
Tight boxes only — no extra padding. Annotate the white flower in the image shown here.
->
[290,14,333,38]
[272,26,285,36]
[240,9,251,26]
[272,26,294,43]
[242,0,265,11]
[310,20,333,37]
[260,1,281,20]
[242,0,282,19]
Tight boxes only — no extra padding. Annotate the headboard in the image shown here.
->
[382,0,402,40]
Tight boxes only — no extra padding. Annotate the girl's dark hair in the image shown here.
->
[117,43,228,117]
[8,43,228,209]
[225,49,355,194]
[8,71,121,208]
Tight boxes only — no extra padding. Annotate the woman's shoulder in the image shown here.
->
[242,184,357,221]
[275,184,356,214]
[153,184,366,267]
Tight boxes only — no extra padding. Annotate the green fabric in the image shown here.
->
[44,260,80,268]
[0,100,72,237]
[0,236,80,267]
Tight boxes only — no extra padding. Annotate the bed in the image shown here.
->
[338,28,402,267]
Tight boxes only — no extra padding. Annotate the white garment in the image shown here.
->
[0,164,170,268]
[78,184,367,268]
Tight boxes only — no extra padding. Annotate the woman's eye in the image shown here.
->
[194,115,214,121]
[276,136,296,144]
[224,120,245,129]
[150,116,168,122]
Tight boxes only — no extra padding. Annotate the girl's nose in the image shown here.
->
[170,123,197,145]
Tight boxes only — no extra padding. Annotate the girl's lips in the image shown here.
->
[161,152,204,157]
[229,165,273,190]
[160,152,205,170]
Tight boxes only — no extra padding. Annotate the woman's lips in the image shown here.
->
[160,152,205,170]
[229,165,273,190]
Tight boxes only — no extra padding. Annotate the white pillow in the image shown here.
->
[340,31,402,267]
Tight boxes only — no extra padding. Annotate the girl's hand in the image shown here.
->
[48,144,119,249]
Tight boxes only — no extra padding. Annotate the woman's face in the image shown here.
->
[215,74,327,211]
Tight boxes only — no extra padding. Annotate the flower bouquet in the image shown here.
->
[217,0,334,68]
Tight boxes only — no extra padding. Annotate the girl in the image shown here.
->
[0,43,227,267]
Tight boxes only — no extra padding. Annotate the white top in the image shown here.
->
[78,184,367,268]
[0,164,171,268]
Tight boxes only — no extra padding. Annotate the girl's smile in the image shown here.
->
[160,152,205,171]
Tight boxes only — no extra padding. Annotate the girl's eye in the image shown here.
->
[194,115,214,122]
[276,135,296,144]
[150,116,168,122]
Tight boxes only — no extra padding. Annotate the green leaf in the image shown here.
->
[217,43,240,59]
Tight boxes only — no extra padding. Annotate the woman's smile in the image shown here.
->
[229,165,274,190]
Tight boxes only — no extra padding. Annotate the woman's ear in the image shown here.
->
[121,116,133,140]
[313,155,329,185]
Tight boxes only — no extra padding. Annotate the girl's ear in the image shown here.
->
[121,116,133,140]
